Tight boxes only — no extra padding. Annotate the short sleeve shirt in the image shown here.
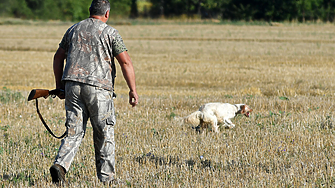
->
[60,18,127,91]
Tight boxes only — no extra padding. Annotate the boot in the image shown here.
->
[50,164,66,185]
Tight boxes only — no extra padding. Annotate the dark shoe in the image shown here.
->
[50,164,66,185]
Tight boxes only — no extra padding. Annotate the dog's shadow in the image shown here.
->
[191,118,231,134]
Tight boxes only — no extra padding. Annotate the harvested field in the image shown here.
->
[0,23,335,187]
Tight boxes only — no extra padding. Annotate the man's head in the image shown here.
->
[89,0,110,17]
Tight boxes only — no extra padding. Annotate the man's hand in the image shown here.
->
[129,90,138,107]
[57,89,65,100]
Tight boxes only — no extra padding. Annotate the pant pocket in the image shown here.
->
[106,99,116,126]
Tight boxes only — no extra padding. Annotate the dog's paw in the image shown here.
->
[224,124,235,129]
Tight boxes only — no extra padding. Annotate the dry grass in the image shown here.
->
[0,23,335,187]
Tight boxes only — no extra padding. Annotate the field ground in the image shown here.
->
[0,22,335,187]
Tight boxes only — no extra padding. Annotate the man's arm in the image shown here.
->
[53,47,66,98]
[115,51,138,107]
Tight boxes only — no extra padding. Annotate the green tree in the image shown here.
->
[58,0,91,21]
[322,0,335,21]
[130,0,139,18]
[8,0,33,19]
[297,0,323,22]
[109,0,132,18]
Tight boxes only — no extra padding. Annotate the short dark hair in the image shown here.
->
[90,0,110,16]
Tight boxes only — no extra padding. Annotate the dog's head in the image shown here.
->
[236,104,253,117]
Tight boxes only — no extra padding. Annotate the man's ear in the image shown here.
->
[105,10,110,19]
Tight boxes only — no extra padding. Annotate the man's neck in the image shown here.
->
[89,15,107,23]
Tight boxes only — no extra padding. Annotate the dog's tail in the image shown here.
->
[175,111,203,126]
[173,116,184,126]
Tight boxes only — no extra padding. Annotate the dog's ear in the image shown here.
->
[240,105,246,114]
[244,105,253,112]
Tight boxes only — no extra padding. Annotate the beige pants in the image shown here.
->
[54,81,116,182]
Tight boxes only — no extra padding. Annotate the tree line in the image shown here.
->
[150,0,335,22]
[0,0,131,21]
[0,0,335,22]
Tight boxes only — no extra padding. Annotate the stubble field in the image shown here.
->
[0,22,335,187]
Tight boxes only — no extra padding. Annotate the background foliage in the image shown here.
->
[0,0,335,22]
[0,0,132,21]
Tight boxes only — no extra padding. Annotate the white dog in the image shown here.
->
[176,103,253,133]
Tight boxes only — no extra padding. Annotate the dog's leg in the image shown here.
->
[224,118,235,129]
[182,111,203,131]
[203,114,219,133]
[212,119,219,133]
[195,118,205,134]
[201,114,219,133]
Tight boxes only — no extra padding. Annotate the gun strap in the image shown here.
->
[35,99,66,139]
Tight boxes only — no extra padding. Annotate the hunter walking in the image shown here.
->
[50,0,138,185]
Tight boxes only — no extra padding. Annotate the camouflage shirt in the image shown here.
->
[60,18,127,91]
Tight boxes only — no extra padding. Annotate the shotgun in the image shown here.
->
[28,88,66,139]
[28,89,64,101]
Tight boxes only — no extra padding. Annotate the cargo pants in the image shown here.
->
[54,81,116,182]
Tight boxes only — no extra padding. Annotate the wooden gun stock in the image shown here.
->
[27,89,64,101]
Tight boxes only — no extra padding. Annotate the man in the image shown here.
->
[50,0,138,184]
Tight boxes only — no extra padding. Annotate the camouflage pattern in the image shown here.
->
[59,18,127,91]
[54,81,116,182]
